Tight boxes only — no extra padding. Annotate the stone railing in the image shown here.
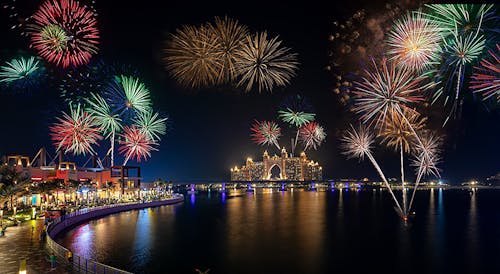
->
[46,195,184,274]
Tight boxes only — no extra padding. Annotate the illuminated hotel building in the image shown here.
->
[231,148,322,181]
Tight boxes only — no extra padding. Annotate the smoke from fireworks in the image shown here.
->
[235,32,299,92]
[250,120,282,150]
[471,44,500,102]
[50,103,102,156]
[298,122,326,151]
[119,125,158,165]
[27,0,99,68]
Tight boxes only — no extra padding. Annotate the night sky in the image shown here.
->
[0,0,498,183]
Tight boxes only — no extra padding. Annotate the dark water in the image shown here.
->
[56,188,500,274]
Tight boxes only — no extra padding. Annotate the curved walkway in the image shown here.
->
[0,196,184,274]
[47,196,184,274]
[0,218,71,274]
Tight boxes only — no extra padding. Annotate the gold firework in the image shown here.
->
[378,107,427,153]
[208,16,249,84]
[164,24,223,88]
[235,31,299,92]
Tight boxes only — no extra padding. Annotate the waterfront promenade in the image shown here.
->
[0,218,70,274]
[0,195,184,274]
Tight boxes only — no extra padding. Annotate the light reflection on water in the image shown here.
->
[56,189,500,274]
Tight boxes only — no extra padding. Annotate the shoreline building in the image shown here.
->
[3,148,142,202]
[231,148,322,181]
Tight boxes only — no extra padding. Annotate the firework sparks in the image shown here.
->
[341,124,403,215]
[164,24,223,88]
[119,125,158,165]
[49,103,102,156]
[209,16,249,84]
[235,32,299,92]
[298,122,326,151]
[133,109,168,142]
[0,56,45,92]
[352,57,425,127]
[471,44,500,102]
[27,0,99,68]
[250,120,282,150]
[106,75,151,119]
[386,11,442,72]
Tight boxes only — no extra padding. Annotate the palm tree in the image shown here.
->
[0,164,30,211]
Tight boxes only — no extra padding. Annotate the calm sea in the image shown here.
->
[56,188,500,274]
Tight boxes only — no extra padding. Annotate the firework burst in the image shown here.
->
[27,0,99,68]
[133,109,168,142]
[235,32,299,92]
[49,103,102,156]
[408,130,443,214]
[164,24,223,88]
[298,122,326,151]
[386,11,442,72]
[0,56,45,92]
[378,108,427,153]
[209,16,249,84]
[352,57,425,127]
[119,125,158,165]
[250,120,282,150]
[471,44,500,102]
[106,75,151,119]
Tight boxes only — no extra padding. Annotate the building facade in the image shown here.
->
[231,149,322,181]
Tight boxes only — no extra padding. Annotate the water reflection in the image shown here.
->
[132,209,153,268]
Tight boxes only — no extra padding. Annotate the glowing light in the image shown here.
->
[250,120,282,150]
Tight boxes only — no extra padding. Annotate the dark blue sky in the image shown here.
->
[0,0,498,183]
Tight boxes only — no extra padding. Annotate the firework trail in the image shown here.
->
[235,32,299,92]
[298,122,326,151]
[378,108,426,213]
[85,93,122,166]
[119,125,158,166]
[250,120,282,150]
[407,130,442,214]
[26,0,99,68]
[50,103,102,156]
[471,44,500,102]
[341,124,403,216]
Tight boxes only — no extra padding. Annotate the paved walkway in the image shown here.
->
[0,219,72,274]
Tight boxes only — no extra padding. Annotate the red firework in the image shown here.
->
[298,122,326,151]
[250,120,281,149]
[27,0,99,68]
[119,126,158,165]
[471,44,500,102]
[49,104,102,155]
